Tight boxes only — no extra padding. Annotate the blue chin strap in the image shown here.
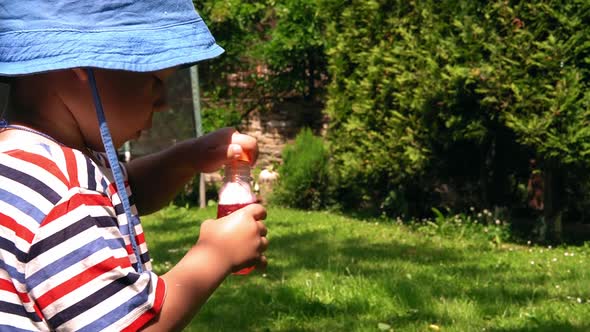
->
[86,68,144,273]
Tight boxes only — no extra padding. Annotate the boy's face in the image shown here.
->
[64,68,176,151]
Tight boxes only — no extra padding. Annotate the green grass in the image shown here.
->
[142,205,590,332]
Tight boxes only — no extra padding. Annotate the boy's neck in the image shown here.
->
[8,73,93,154]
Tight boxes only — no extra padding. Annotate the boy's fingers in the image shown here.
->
[224,142,257,165]
[256,255,268,271]
[227,144,243,160]
[257,220,267,237]
[242,203,266,221]
[230,132,258,163]
[258,235,269,253]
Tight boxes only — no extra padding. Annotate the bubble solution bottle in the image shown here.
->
[217,155,257,275]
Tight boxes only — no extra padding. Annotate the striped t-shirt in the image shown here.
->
[0,141,165,331]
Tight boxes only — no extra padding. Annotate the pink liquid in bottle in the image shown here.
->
[217,160,258,275]
[217,202,254,218]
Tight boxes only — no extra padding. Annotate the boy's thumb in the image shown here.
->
[228,144,243,160]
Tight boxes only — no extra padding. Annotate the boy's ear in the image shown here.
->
[71,68,88,82]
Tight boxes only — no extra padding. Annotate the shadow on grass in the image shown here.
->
[490,322,590,332]
[263,229,583,330]
[194,282,344,332]
[144,207,588,331]
[269,229,467,274]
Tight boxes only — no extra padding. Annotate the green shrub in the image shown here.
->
[323,0,590,223]
[271,128,329,210]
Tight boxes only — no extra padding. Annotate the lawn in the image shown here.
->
[142,205,590,332]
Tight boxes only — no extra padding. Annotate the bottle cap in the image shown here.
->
[237,151,251,163]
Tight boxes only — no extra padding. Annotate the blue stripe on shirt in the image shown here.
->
[0,163,61,205]
[0,324,37,332]
[77,274,153,332]
[26,237,108,289]
[0,256,26,284]
[47,273,140,329]
[28,215,118,261]
[0,188,46,224]
[85,158,97,191]
[0,301,43,323]
[0,236,28,263]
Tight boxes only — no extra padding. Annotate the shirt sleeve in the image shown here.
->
[25,187,166,331]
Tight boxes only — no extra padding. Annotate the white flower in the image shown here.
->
[530,261,535,265]
[495,219,501,225]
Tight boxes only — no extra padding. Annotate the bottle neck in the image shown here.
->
[223,160,252,183]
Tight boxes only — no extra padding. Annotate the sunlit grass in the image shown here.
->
[142,205,590,332]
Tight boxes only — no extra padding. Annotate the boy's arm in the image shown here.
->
[141,244,230,331]
[126,127,257,215]
[140,204,268,331]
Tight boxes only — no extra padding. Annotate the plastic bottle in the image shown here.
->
[217,154,257,275]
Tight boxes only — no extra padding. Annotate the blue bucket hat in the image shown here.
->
[0,0,224,75]
[0,0,224,273]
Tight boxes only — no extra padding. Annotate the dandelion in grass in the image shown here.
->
[429,324,441,331]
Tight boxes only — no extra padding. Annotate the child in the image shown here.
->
[0,1,268,331]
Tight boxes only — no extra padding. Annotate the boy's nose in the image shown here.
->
[153,90,168,113]
[153,67,178,82]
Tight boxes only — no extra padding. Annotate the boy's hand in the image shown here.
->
[199,127,258,173]
[226,129,258,164]
[196,204,268,273]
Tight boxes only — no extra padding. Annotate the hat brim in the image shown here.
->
[0,18,224,76]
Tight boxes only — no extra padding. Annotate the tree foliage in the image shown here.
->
[194,1,590,232]
[323,0,590,220]
[195,0,328,116]
[271,128,330,210]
